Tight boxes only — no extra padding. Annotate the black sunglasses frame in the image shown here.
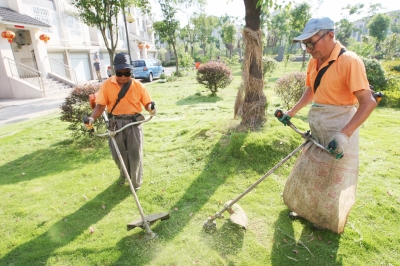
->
[301,31,332,51]
[115,71,132,77]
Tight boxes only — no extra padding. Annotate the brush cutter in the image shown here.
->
[85,96,169,240]
[203,109,328,233]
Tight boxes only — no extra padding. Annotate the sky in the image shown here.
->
[203,0,400,23]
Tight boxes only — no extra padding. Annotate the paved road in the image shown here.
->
[0,67,175,126]
[0,90,70,126]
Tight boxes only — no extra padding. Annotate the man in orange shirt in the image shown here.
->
[86,53,156,190]
[278,17,376,233]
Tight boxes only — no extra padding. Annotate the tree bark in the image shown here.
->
[234,0,266,130]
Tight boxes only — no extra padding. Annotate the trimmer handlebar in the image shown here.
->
[96,113,153,137]
[274,108,327,152]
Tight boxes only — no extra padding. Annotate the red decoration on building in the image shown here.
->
[145,44,150,49]
[1,30,15,43]
[39,34,50,43]
[138,43,144,49]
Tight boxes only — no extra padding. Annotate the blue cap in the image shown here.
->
[113,52,132,71]
[293,17,334,43]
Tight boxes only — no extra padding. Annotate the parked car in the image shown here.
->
[131,59,164,82]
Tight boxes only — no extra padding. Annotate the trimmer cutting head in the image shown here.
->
[226,200,248,229]
[127,212,170,231]
[203,200,248,233]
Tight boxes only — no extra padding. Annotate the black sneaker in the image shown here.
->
[312,223,326,231]
[119,176,125,185]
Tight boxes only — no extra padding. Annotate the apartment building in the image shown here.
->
[0,0,155,99]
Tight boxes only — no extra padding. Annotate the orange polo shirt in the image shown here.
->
[95,77,152,115]
[306,42,370,105]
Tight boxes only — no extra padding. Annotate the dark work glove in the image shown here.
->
[327,132,349,159]
[278,113,291,126]
[83,115,94,130]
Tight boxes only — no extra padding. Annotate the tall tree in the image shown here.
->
[192,13,219,60]
[288,2,311,66]
[221,23,237,57]
[381,33,400,60]
[71,0,150,68]
[335,18,356,46]
[368,13,392,45]
[153,0,180,75]
[234,0,263,129]
[266,9,290,50]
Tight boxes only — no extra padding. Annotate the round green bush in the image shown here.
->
[196,62,233,96]
[361,57,388,91]
[274,72,307,110]
[60,82,104,139]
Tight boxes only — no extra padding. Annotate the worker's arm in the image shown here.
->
[341,89,377,137]
[287,87,314,118]
[90,104,106,120]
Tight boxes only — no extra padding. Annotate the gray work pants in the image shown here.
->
[108,119,143,188]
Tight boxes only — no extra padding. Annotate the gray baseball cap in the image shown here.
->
[113,52,132,71]
[293,17,334,43]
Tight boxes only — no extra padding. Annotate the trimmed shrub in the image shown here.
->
[391,64,400,72]
[167,72,178,82]
[274,72,306,109]
[196,61,233,96]
[60,82,104,139]
[179,52,194,74]
[379,90,400,108]
[223,55,240,67]
[263,57,278,78]
[163,60,176,67]
[361,57,389,91]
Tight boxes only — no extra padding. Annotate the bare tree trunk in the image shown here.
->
[234,0,266,130]
[172,42,179,75]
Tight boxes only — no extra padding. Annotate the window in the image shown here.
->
[32,6,52,33]
[65,15,82,36]
[118,27,125,41]
[132,60,145,67]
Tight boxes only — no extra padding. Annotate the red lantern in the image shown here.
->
[39,34,50,43]
[145,44,150,49]
[1,30,15,43]
[138,43,144,49]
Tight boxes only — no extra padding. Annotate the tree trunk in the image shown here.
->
[234,0,266,130]
[172,42,179,75]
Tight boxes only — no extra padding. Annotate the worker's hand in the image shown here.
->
[327,132,349,159]
[278,113,291,126]
[83,115,94,130]
[147,101,157,116]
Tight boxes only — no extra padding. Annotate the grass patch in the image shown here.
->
[0,62,399,265]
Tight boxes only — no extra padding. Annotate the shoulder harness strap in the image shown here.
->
[314,47,347,93]
[109,78,132,117]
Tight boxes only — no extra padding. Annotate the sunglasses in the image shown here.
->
[300,31,331,51]
[115,71,132,77]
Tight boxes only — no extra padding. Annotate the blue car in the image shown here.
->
[131,59,164,82]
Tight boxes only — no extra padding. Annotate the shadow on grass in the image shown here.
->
[271,210,342,265]
[1,126,340,264]
[0,179,132,265]
[176,94,222,106]
[0,140,109,186]
[112,130,305,264]
[111,131,249,265]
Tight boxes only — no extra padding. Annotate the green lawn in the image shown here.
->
[0,62,399,266]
